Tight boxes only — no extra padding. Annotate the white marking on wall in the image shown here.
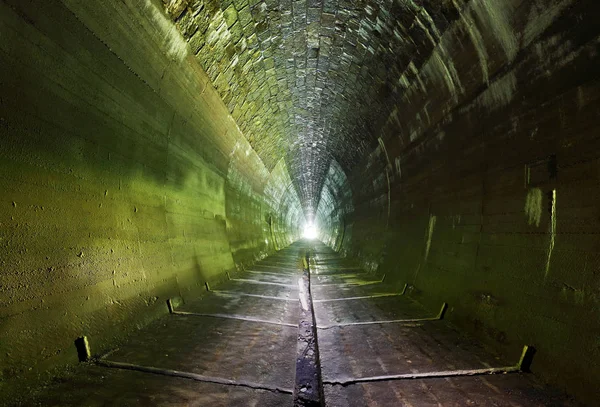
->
[394,157,402,178]
[378,138,392,224]
[480,71,518,110]
[422,28,465,103]
[544,189,557,278]
[425,215,437,261]
[452,215,461,230]
[144,0,189,62]
[409,62,426,92]
[525,188,543,227]
[409,129,419,143]
[453,0,490,84]
[523,0,575,47]
[398,74,410,89]
[229,141,240,157]
[377,137,392,168]
[470,0,519,64]
[386,168,391,223]
[414,15,438,47]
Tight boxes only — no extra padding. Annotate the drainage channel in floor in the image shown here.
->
[293,247,324,407]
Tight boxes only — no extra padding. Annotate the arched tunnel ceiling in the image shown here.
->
[163,0,461,216]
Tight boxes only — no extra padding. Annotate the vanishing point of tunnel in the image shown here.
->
[1,0,599,406]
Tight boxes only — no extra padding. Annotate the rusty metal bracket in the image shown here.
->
[253,264,302,271]
[317,302,448,329]
[313,283,408,303]
[171,310,297,327]
[208,290,297,301]
[246,269,297,277]
[229,278,296,288]
[84,342,295,395]
[96,357,293,395]
[312,275,385,287]
[323,345,536,386]
[74,336,91,362]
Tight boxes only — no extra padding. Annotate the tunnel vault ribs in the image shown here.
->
[162,0,463,217]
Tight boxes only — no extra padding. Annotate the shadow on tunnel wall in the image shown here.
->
[0,0,293,401]
[341,0,600,404]
[225,157,303,271]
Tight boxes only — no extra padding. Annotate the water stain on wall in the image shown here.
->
[544,189,557,277]
[424,214,437,262]
[525,187,543,227]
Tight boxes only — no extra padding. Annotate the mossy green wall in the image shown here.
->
[0,0,299,398]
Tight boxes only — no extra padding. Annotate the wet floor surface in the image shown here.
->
[23,245,307,407]
[23,241,581,406]
[310,243,581,407]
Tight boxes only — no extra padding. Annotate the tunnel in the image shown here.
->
[0,0,599,405]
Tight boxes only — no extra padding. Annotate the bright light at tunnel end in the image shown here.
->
[303,222,319,240]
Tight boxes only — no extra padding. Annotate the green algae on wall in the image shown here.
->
[0,0,294,402]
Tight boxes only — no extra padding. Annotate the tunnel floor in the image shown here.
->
[25,241,580,406]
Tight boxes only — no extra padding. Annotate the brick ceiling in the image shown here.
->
[163,0,460,217]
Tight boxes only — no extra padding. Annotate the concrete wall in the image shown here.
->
[347,0,600,403]
[0,0,299,398]
[315,160,353,254]
[226,156,303,268]
[263,159,304,250]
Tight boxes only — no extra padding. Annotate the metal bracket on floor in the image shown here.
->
[317,303,448,330]
[313,272,366,280]
[253,264,299,271]
[94,352,293,395]
[312,274,385,287]
[437,302,448,319]
[74,336,91,362]
[246,269,296,277]
[205,277,296,299]
[323,345,536,386]
[312,271,366,278]
[170,310,297,327]
[313,266,363,272]
[230,278,296,288]
[209,290,298,301]
[313,283,408,303]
